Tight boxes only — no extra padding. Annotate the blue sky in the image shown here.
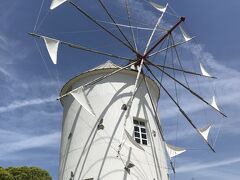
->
[0,0,240,179]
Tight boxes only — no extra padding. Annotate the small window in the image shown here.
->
[134,132,140,137]
[133,120,139,125]
[133,119,148,145]
[141,134,147,139]
[134,126,139,132]
[135,138,141,143]
[142,140,147,145]
[140,121,145,126]
[141,128,146,133]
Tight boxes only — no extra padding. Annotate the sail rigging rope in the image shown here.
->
[36,11,50,32]
[98,20,166,32]
[33,0,45,32]
[54,65,62,92]
[97,1,168,32]
[213,118,224,147]
[189,39,214,145]
[33,39,59,95]
[32,0,62,97]
[145,64,216,152]
[169,36,180,179]
[170,34,190,88]
[98,0,135,50]
[191,36,226,146]
[125,0,138,52]
[158,36,171,99]
[68,0,138,54]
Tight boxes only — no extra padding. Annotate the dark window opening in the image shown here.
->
[133,119,148,145]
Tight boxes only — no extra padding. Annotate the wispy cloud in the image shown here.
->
[0,129,27,143]
[177,157,240,173]
[0,66,13,79]
[0,131,60,158]
[0,96,56,113]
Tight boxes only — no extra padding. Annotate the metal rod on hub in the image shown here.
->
[29,32,133,62]
[68,0,139,55]
[143,17,186,58]
[145,64,215,153]
[145,59,226,117]
[146,62,217,79]
[57,61,137,100]
[98,0,135,51]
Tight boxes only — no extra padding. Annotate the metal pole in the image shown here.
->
[143,17,185,58]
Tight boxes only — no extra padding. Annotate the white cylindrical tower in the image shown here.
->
[59,61,169,180]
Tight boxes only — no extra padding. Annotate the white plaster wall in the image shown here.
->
[59,69,169,180]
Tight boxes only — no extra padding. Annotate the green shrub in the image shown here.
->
[0,166,52,180]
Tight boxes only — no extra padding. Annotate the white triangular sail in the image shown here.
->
[70,87,96,117]
[199,125,212,141]
[50,0,67,10]
[43,37,60,64]
[150,1,168,13]
[130,64,139,71]
[180,26,192,42]
[200,63,211,77]
[211,96,220,111]
[165,143,186,159]
[124,129,144,151]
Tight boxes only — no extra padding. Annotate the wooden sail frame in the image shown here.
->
[30,0,227,177]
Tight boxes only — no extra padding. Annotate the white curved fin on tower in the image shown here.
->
[200,63,211,77]
[165,143,186,159]
[198,125,212,141]
[50,0,67,10]
[70,87,96,117]
[124,129,145,151]
[179,26,192,42]
[211,96,220,111]
[149,1,168,13]
[43,36,60,64]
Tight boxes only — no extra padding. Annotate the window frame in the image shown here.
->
[133,118,148,146]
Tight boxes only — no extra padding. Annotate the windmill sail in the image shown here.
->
[50,0,67,10]
[43,37,60,64]
[180,26,192,42]
[211,96,220,111]
[150,1,168,13]
[200,63,211,77]
[165,143,186,159]
[70,87,96,117]
[198,125,212,141]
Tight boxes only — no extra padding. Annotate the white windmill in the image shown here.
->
[58,60,170,180]
[30,0,227,180]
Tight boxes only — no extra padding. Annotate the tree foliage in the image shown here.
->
[0,167,14,180]
[0,166,52,180]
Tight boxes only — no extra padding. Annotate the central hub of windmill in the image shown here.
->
[134,54,144,68]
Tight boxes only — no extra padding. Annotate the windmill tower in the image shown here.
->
[59,61,169,180]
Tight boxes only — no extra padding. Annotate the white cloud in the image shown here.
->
[0,132,61,158]
[0,96,56,113]
[0,129,27,143]
[0,66,13,79]
[177,157,240,173]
